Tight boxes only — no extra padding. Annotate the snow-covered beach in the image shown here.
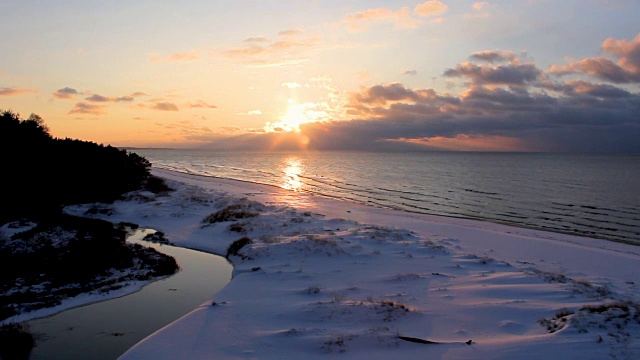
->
[66,168,640,358]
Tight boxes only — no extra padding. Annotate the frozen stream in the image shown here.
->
[23,229,233,360]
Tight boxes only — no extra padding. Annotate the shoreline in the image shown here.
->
[152,165,639,247]
[153,167,640,258]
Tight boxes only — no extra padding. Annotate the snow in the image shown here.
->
[1,280,150,326]
[68,168,640,358]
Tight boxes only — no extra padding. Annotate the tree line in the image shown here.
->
[0,110,151,222]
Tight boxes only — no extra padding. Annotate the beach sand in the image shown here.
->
[64,168,640,359]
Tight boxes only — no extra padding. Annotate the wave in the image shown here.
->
[141,151,640,245]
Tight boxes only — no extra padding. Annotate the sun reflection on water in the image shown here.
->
[272,155,314,209]
[282,156,304,192]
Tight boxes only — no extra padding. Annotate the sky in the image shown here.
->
[1,0,639,152]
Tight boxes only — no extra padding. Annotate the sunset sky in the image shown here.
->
[1,1,639,152]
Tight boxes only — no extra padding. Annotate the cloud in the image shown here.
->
[152,120,215,142]
[197,35,640,153]
[220,31,320,67]
[383,134,528,152]
[403,70,418,76]
[195,81,640,151]
[350,83,459,108]
[85,94,111,102]
[220,126,242,134]
[225,39,318,58]
[334,73,640,152]
[542,80,633,99]
[0,87,36,96]
[151,102,179,111]
[413,1,448,17]
[188,100,217,109]
[473,2,488,10]
[238,110,262,115]
[469,50,518,64]
[550,57,640,83]
[279,29,305,37]
[444,61,541,86]
[550,33,640,83]
[602,33,640,73]
[68,102,107,116]
[244,36,269,43]
[52,87,78,99]
[341,7,418,32]
[149,52,199,63]
[85,94,134,102]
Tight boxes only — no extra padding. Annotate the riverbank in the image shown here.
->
[69,168,640,359]
[21,229,232,360]
[0,217,178,326]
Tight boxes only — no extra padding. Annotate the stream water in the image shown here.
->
[23,229,233,360]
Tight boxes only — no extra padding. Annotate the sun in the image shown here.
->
[264,99,324,133]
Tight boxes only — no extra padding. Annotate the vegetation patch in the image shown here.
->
[203,203,260,224]
[539,309,575,333]
[142,231,171,244]
[0,216,178,321]
[144,175,173,195]
[227,222,248,233]
[322,333,356,353]
[373,300,411,322]
[226,237,253,259]
[540,301,640,342]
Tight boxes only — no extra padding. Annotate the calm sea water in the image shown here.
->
[133,149,640,245]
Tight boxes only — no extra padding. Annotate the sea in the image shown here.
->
[132,149,640,245]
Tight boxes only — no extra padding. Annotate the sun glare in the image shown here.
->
[264,99,325,133]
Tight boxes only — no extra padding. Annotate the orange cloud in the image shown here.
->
[278,28,304,37]
[602,33,640,73]
[0,87,36,96]
[68,102,107,116]
[243,36,269,43]
[387,134,530,152]
[85,94,134,102]
[188,100,217,109]
[339,1,448,32]
[473,2,488,10]
[550,33,640,83]
[413,1,448,17]
[220,31,320,67]
[341,7,418,32]
[224,38,318,59]
[151,102,179,111]
[237,110,262,115]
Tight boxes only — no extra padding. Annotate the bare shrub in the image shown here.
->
[203,204,259,224]
[226,237,253,259]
